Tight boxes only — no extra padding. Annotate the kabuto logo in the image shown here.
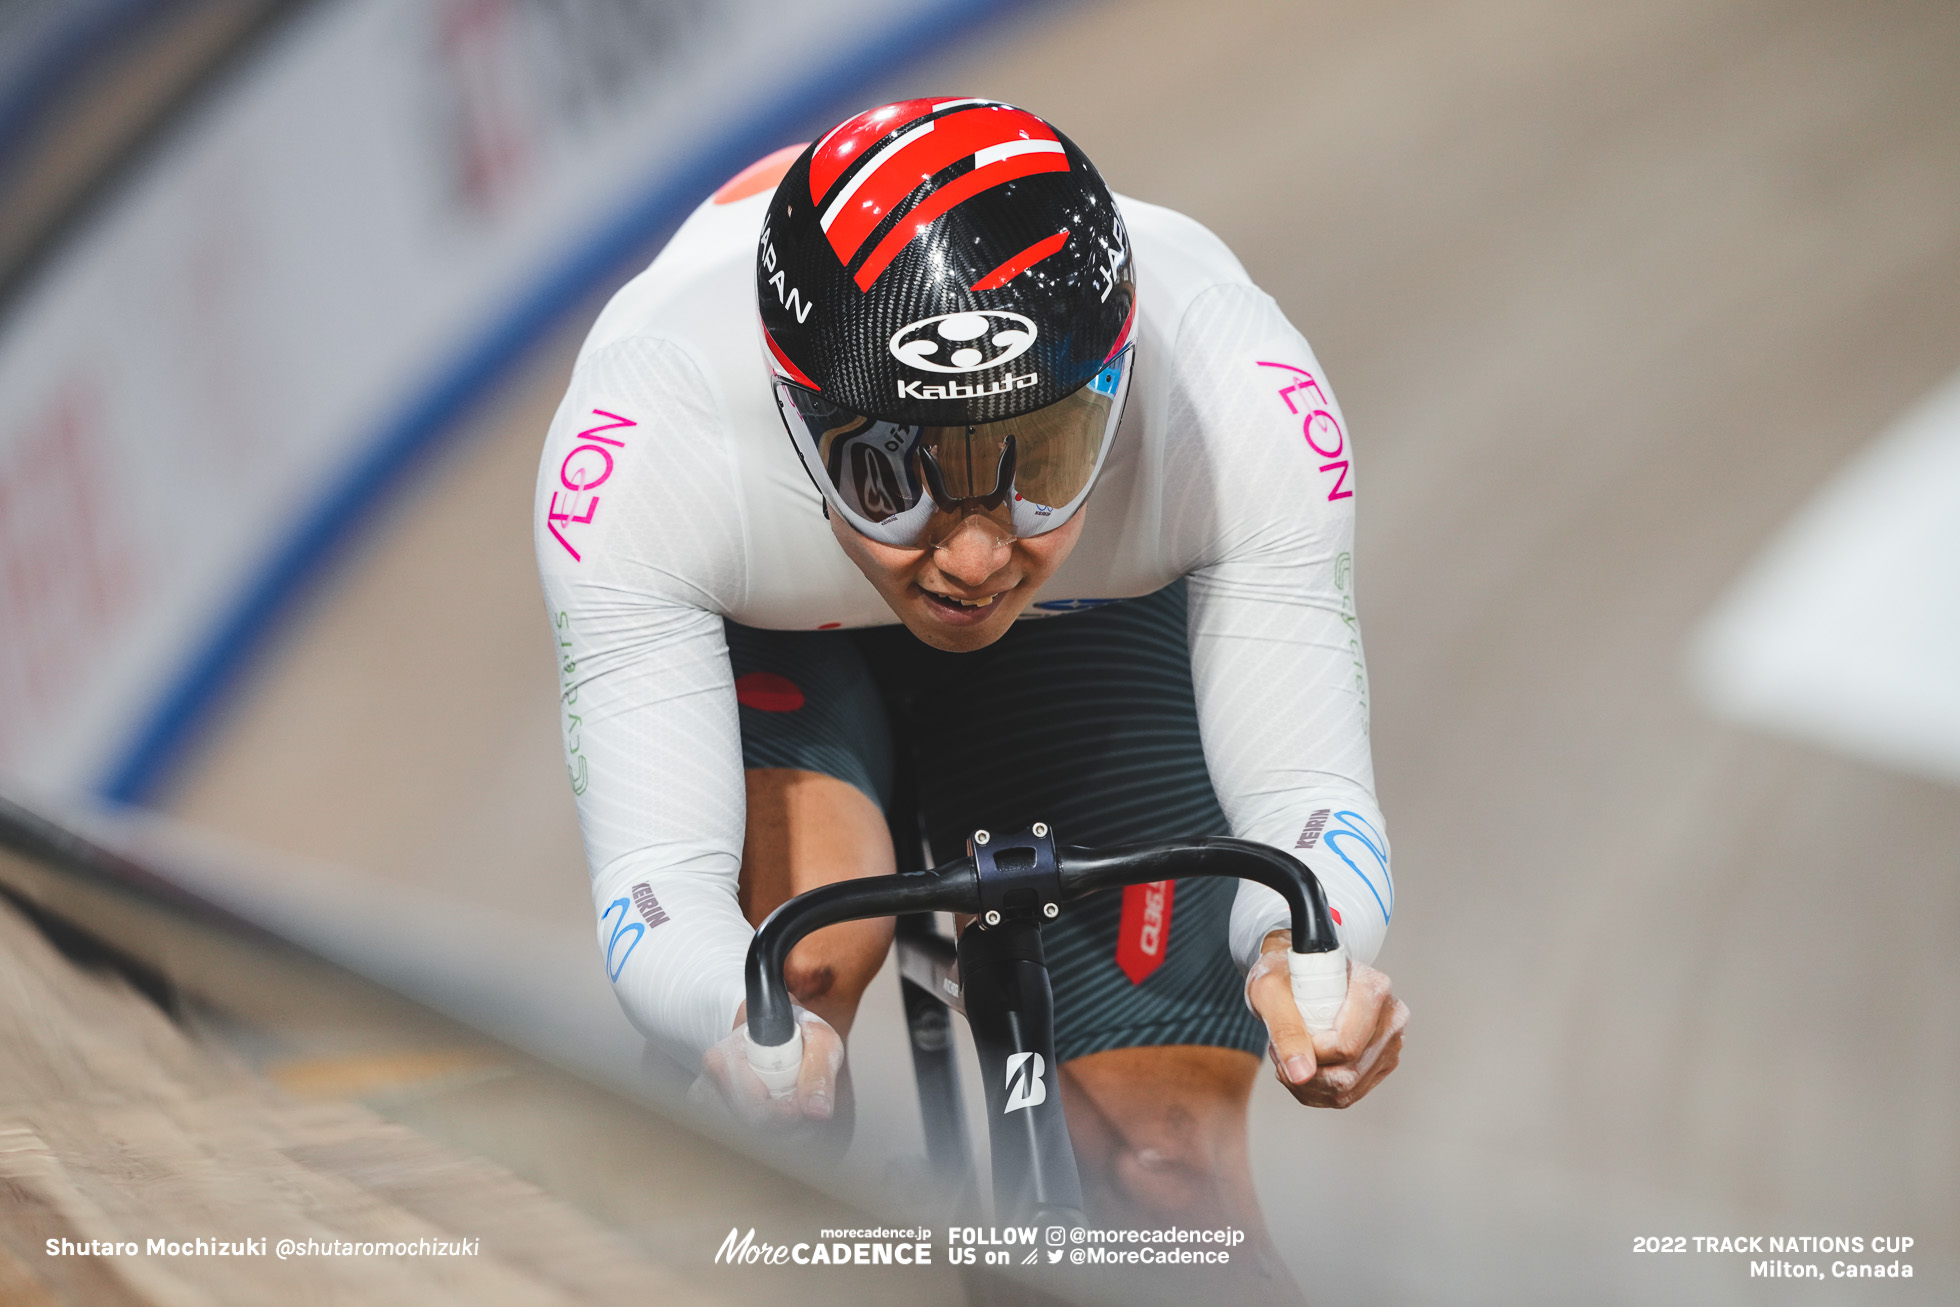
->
[890,310,1037,374]
[1003,1051,1047,1113]
[896,372,1038,401]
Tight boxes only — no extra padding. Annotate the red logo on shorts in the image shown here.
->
[735,673,805,712]
[1115,880,1175,984]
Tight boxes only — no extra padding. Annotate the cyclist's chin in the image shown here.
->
[833,507,1083,650]
[896,585,1031,651]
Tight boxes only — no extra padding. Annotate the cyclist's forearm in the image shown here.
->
[541,568,753,1061]
[1187,564,1392,970]
[1188,571,1392,970]
[1226,805,1390,970]
[552,631,751,1060]
[590,858,749,1060]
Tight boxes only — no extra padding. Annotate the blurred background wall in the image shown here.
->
[2,1,1956,1302]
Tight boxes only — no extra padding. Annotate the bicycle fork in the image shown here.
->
[957,915,1084,1225]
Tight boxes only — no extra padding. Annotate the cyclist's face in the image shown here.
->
[829,506,1085,652]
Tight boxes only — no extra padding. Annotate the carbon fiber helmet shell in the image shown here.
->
[758,98,1135,427]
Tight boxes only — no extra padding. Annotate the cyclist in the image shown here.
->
[536,98,1407,1278]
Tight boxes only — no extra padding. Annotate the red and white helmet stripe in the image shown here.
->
[806,99,1071,290]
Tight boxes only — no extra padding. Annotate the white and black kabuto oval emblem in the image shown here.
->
[889,311,1038,374]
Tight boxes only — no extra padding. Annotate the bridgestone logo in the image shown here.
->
[897,372,1038,401]
[1003,1051,1046,1113]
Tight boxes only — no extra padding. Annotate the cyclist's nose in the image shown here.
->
[931,514,1013,586]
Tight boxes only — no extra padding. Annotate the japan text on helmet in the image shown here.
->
[759,98,1136,547]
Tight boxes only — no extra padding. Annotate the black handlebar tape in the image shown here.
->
[1054,838,1341,955]
[745,858,981,1047]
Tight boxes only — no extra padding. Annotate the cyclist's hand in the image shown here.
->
[694,1003,844,1127]
[1247,929,1408,1109]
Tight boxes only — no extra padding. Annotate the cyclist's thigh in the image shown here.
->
[871,581,1266,1064]
[723,618,895,810]
[1059,1044,1260,1219]
[723,620,895,1025]
[1065,1046,1301,1302]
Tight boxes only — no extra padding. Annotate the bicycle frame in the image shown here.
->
[743,823,1342,1224]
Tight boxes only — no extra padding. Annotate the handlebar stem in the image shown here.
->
[970,823,1063,923]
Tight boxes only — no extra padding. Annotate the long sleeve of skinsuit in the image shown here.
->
[1158,280,1392,971]
[535,336,759,1063]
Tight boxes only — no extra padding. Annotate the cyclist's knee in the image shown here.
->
[785,915,892,1032]
[1108,1138,1219,1218]
[785,949,867,1005]
[1063,1046,1255,1223]
[784,953,836,1003]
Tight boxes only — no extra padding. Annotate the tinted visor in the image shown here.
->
[774,346,1131,548]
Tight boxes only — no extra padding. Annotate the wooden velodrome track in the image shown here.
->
[153,0,1959,1300]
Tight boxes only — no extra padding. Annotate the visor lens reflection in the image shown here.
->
[778,349,1128,546]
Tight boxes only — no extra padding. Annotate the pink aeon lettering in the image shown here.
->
[1256,361,1353,502]
[560,444,614,491]
[1320,460,1351,499]
[546,409,637,561]
[577,409,634,446]
[1302,411,1344,459]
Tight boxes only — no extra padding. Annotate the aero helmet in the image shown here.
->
[759,98,1135,547]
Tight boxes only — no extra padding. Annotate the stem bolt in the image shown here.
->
[1043,902,1059,919]
[1031,822,1048,837]
[984,909,1002,926]
[974,830,990,845]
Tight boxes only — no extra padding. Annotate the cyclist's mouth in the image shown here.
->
[919,587,1006,623]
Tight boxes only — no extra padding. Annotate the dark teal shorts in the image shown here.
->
[724,581,1265,1065]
